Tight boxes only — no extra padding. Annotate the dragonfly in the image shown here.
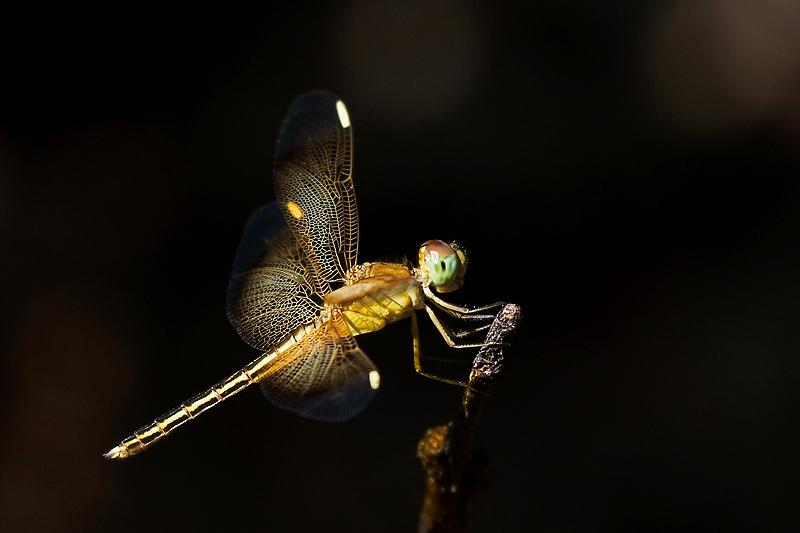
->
[104,91,503,460]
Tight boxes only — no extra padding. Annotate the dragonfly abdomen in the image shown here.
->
[104,359,268,460]
[104,321,322,460]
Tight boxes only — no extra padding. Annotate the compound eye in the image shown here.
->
[418,239,466,293]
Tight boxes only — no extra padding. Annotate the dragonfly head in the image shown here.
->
[418,240,467,293]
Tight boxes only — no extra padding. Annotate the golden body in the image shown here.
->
[334,262,424,336]
[104,91,499,460]
[106,262,425,459]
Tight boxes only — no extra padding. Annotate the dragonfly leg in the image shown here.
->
[411,312,470,388]
[423,286,506,320]
[451,322,492,339]
[424,306,501,350]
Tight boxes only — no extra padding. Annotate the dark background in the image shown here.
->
[2,2,799,532]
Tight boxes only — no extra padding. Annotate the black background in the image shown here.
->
[2,3,798,532]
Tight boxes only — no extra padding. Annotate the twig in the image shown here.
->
[417,303,522,533]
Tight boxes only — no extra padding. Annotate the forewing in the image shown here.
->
[273,91,358,292]
[226,202,324,351]
[259,313,380,422]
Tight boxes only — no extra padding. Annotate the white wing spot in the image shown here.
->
[336,100,351,129]
[369,370,380,390]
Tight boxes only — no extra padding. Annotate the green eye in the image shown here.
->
[418,239,467,293]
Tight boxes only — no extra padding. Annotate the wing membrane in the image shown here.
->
[273,91,358,291]
[259,312,379,421]
[229,92,373,416]
[226,202,324,351]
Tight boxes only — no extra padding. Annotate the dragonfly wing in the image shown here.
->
[226,201,324,351]
[259,313,379,422]
[273,91,358,291]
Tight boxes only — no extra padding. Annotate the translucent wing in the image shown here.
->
[273,90,358,293]
[259,312,379,421]
[226,202,324,351]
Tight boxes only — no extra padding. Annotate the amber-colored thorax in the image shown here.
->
[328,262,424,337]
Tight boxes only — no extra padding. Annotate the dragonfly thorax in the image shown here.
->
[326,262,423,337]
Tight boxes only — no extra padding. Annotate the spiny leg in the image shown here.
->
[423,286,506,319]
[451,322,493,339]
[424,305,501,350]
[411,312,470,388]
